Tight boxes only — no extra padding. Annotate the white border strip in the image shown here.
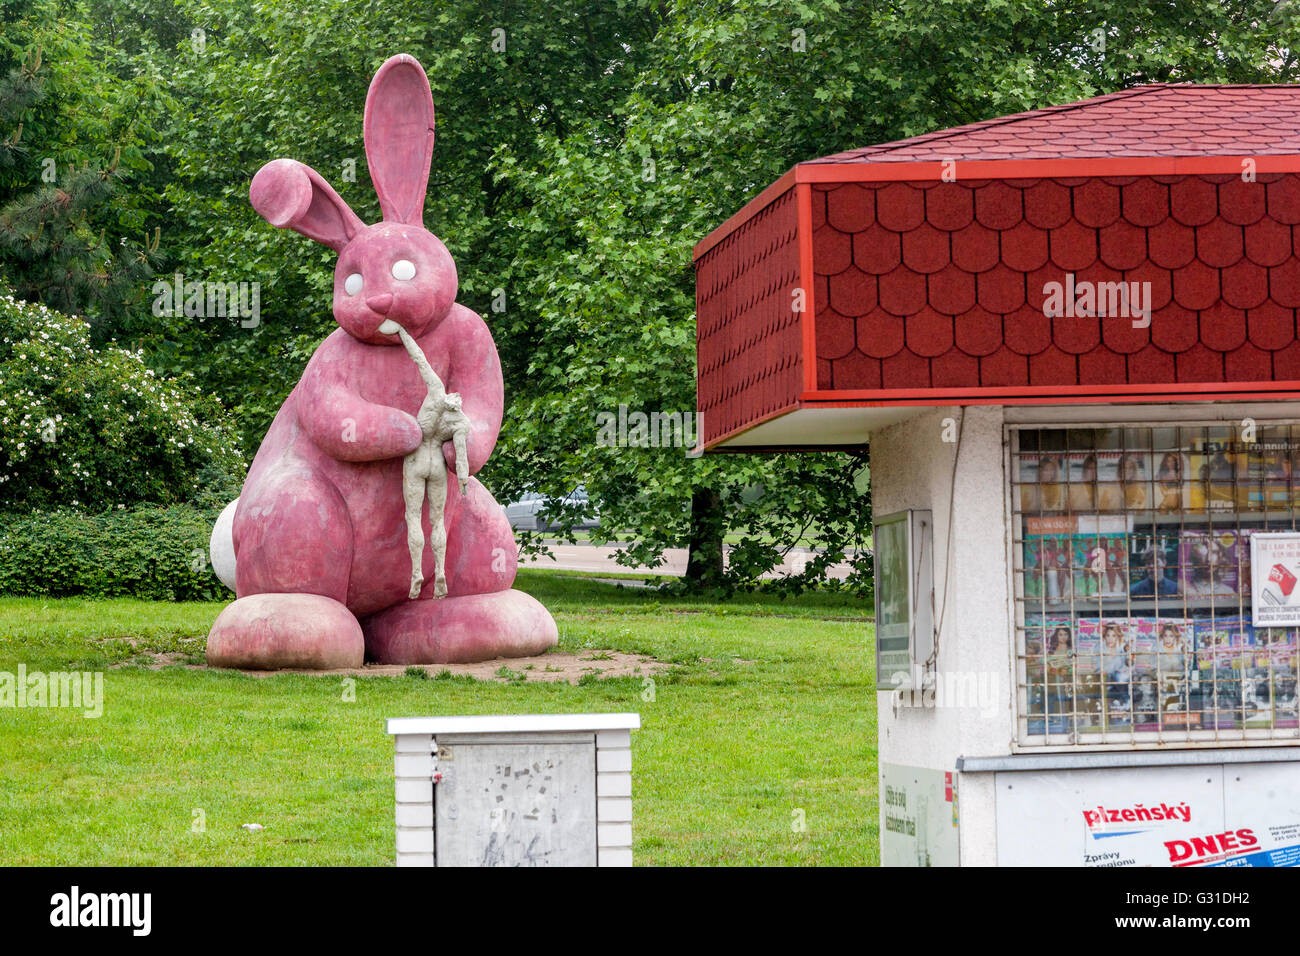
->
[387,713,642,736]
[959,746,1300,772]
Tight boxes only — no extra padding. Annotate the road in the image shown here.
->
[519,541,858,580]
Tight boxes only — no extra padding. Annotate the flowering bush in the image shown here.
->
[0,293,244,512]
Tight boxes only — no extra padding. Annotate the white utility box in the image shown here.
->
[385,713,641,867]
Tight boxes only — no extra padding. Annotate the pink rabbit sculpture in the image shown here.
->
[205,54,558,669]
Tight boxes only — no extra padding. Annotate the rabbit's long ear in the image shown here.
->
[364,54,435,226]
[250,159,364,252]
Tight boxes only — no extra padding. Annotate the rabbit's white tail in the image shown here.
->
[210,497,239,591]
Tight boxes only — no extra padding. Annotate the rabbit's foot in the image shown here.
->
[207,593,363,670]
[362,589,558,664]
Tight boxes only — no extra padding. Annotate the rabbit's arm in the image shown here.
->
[299,360,422,462]
[441,307,503,475]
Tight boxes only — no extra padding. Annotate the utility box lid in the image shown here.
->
[386,713,642,736]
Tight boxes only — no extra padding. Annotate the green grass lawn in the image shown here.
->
[0,571,878,865]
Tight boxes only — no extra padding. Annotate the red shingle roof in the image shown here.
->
[812,85,1300,164]
[811,174,1300,396]
[695,84,1300,450]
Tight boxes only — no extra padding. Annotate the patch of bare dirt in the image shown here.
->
[113,649,671,685]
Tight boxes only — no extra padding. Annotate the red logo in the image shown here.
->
[1165,828,1258,865]
[1269,564,1297,596]
[1083,802,1190,829]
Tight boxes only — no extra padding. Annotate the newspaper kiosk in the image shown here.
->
[693,85,1300,866]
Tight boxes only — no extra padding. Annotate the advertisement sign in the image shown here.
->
[880,763,959,867]
[873,511,933,691]
[1223,764,1300,867]
[1251,533,1300,627]
[995,761,1300,867]
[874,517,912,687]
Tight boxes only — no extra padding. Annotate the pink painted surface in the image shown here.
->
[207,54,557,669]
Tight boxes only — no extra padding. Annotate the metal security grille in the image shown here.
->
[1011,423,1300,749]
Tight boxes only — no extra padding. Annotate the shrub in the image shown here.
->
[0,292,245,513]
[0,505,227,601]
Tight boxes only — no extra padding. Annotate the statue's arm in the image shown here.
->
[298,354,422,461]
[451,414,470,493]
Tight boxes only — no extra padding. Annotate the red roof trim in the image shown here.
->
[693,155,1300,264]
[799,155,1300,179]
[705,385,1300,450]
[796,182,818,393]
[801,380,1300,405]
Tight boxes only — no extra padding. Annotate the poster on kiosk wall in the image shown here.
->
[1252,533,1300,627]
[995,763,1300,867]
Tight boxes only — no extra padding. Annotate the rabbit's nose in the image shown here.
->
[367,293,394,315]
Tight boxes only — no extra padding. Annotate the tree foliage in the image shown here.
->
[3,0,1300,592]
[0,2,168,337]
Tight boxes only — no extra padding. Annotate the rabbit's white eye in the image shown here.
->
[391,259,416,281]
[343,273,364,296]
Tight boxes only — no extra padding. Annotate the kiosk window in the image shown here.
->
[1011,424,1300,747]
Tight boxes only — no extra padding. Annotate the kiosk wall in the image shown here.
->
[874,401,1300,867]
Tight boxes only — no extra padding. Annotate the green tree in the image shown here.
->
[0,1,170,337]
[494,0,1300,591]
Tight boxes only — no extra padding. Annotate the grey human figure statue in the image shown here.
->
[380,318,471,600]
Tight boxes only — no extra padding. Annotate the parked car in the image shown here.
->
[504,487,599,531]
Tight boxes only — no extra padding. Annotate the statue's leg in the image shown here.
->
[403,452,427,601]
[361,476,556,663]
[427,460,449,599]
[207,461,362,669]
[439,476,519,596]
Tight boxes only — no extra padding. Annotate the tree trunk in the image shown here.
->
[684,487,724,587]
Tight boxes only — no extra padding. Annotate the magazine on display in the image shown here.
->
[1264,628,1300,729]
[1179,529,1242,599]
[1024,617,1073,735]
[1244,438,1296,510]
[1154,619,1197,730]
[1189,436,1245,511]
[1195,616,1249,730]
[1075,618,1103,725]
[1024,515,1131,605]
[1129,530,1181,599]
[1151,450,1191,512]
